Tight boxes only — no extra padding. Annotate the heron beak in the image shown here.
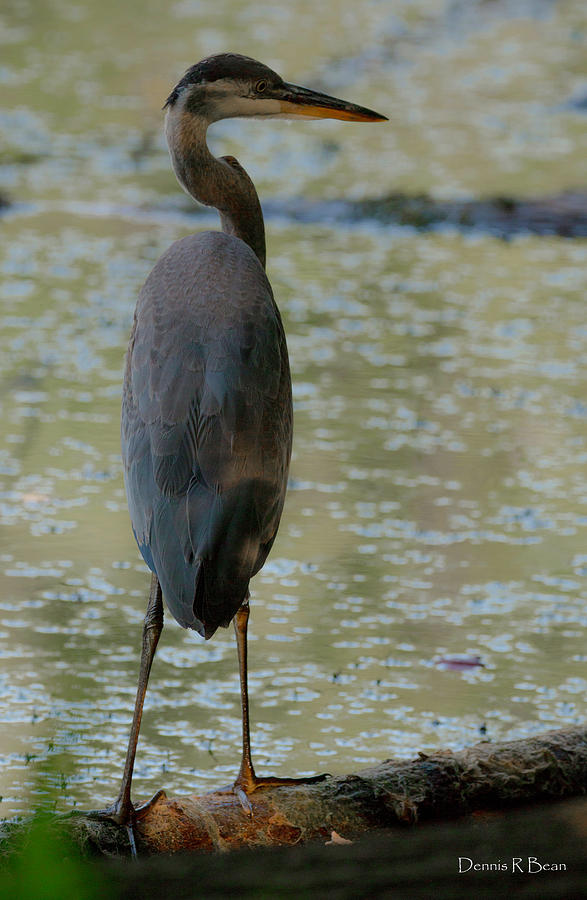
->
[277,83,387,122]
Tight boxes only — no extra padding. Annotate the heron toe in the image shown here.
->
[86,789,167,857]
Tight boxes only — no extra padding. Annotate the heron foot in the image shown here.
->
[237,773,331,816]
[214,772,330,817]
[85,789,167,857]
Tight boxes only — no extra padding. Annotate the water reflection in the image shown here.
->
[1,0,586,818]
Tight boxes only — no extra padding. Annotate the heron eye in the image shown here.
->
[255,80,267,93]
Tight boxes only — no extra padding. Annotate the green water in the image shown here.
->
[0,0,585,817]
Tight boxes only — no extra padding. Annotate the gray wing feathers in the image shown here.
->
[121,232,291,636]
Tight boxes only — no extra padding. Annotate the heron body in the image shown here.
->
[122,230,291,637]
[100,53,386,850]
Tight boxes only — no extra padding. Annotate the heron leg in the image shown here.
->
[231,599,329,816]
[233,597,257,800]
[87,573,165,852]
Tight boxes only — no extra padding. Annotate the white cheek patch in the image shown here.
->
[213,95,282,120]
[174,80,285,122]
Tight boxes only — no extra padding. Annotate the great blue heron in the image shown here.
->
[97,53,386,849]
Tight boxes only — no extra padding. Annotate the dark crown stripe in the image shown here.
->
[163,53,282,109]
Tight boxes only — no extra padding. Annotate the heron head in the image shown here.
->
[164,53,387,124]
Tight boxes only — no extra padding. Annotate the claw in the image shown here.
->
[126,822,138,858]
[234,786,254,816]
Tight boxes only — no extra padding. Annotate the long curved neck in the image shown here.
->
[165,111,266,268]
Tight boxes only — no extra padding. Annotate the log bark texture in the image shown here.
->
[69,725,587,857]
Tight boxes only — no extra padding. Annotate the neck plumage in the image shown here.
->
[165,111,266,268]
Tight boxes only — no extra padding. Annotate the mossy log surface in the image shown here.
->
[66,725,586,857]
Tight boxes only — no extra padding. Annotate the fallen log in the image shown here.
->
[100,796,587,898]
[67,725,586,857]
[4,797,586,897]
